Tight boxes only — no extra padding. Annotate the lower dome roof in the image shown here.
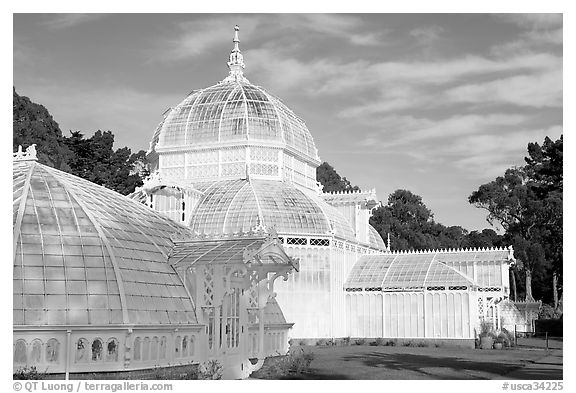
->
[13,161,197,326]
[189,179,356,241]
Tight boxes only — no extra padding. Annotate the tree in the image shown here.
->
[371,189,440,250]
[64,130,149,195]
[469,135,563,305]
[525,135,563,307]
[370,189,504,252]
[13,88,73,170]
[316,162,359,193]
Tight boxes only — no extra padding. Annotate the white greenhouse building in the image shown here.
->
[14,26,527,379]
[133,26,517,344]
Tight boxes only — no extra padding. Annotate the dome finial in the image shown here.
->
[222,25,249,83]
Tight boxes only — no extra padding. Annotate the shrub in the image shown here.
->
[369,340,378,346]
[13,366,46,380]
[479,321,496,339]
[416,341,428,347]
[402,341,413,347]
[354,338,366,345]
[198,360,223,380]
[539,303,562,320]
[152,365,198,380]
[342,336,351,346]
[385,340,397,346]
[374,338,386,346]
[316,338,328,346]
[496,330,513,347]
[270,347,314,377]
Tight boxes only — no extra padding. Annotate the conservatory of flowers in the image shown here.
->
[14,26,526,378]
[13,146,297,379]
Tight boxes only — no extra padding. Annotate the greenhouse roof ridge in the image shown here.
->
[323,188,377,195]
[388,245,515,259]
[170,225,275,243]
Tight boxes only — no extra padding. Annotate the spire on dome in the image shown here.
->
[222,25,249,83]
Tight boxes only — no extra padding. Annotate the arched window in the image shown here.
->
[189,336,195,356]
[182,336,188,357]
[133,337,141,361]
[174,336,181,358]
[159,336,166,360]
[76,338,89,363]
[30,339,42,363]
[91,339,103,361]
[46,339,59,363]
[14,340,27,364]
[151,337,158,360]
[106,338,118,362]
[143,337,150,361]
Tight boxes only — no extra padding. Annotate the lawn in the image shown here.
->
[250,338,562,380]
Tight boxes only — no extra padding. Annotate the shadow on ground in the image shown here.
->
[338,351,522,379]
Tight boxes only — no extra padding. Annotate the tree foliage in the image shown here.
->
[13,87,73,170]
[13,88,148,195]
[369,189,502,251]
[316,162,359,193]
[469,135,562,304]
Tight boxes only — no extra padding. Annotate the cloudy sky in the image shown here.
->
[13,13,562,231]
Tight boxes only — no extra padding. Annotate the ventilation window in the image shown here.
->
[479,287,502,292]
[286,237,307,246]
[91,339,103,361]
[426,286,446,291]
[106,338,118,362]
[46,338,59,363]
[310,238,330,247]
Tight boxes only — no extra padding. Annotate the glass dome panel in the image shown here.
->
[152,81,320,166]
[13,161,197,326]
[188,179,355,240]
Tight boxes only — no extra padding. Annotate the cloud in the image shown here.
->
[359,113,530,149]
[445,125,563,176]
[153,14,387,64]
[358,112,561,177]
[409,26,444,45]
[496,14,563,29]
[445,70,562,108]
[292,14,387,46]
[248,47,560,99]
[524,28,563,45]
[42,14,104,30]
[156,15,265,62]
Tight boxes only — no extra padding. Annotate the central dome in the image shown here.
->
[152,81,319,163]
[148,26,321,191]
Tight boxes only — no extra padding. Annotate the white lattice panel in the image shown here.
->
[188,165,219,178]
[221,162,244,176]
[221,148,246,162]
[162,167,185,179]
[293,158,306,174]
[161,153,185,167]
[250,147,278,163]
[251,163,279,176]
[186,150,218,165]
